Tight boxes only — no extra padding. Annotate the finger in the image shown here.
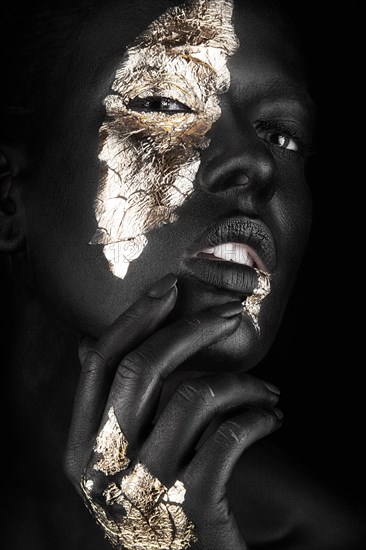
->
[86,273,178,369]
[78,336,97,364]
[139,374,280,483]
[105,301,244,453]
[184,408,283,505]
[64,274,177,484]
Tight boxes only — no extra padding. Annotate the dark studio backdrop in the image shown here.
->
[0,0,364,529]
[257,1,365,517]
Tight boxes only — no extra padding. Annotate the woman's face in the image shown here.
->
[25,0,313,371]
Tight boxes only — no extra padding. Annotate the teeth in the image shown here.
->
[200,247,215,254]
[200,243,255,266]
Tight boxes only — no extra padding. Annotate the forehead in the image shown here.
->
[57,0,310,119]
[83,1,303,72]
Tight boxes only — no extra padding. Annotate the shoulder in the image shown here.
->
[228,441,366,549]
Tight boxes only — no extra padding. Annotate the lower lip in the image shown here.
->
[180,257,260,296]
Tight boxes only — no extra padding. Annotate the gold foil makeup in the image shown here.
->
[93,407,130,476]
[91,0,239,278]
[242,268,271,333]
[81,414,196,549]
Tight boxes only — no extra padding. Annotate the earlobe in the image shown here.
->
[0,146,27,254]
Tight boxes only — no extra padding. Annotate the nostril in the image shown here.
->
[225,173,250,188]
[205,169,251,193]
[237,174,250,186]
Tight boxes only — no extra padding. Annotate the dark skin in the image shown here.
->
[1,0,365,549]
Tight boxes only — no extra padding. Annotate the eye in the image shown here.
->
[267,132,298,151]
[255,121,303,154]
[126,96,193,115]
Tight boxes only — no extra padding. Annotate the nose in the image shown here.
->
[198,107,276,203]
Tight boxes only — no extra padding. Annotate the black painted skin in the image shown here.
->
[1,1,365,549]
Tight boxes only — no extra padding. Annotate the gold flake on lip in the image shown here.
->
[242,269,271,333]
[91,0,239,279]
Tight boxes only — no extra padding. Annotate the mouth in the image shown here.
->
[192,242,265,270]
[180,216,276,296]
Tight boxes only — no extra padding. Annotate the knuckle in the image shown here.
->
[120,342,160,374]
[116,354,141,382]
[176,379,217,409]
[133,342,160,366]
[178,316,222,348]
[81,349,105,375]
[214,420,246,448]
[180,316,218,346]
[181,316,202,330]
[115,344,160,389]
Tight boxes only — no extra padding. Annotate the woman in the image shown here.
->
[1,0,364,548]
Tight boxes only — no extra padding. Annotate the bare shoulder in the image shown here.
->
[228,441,366,549]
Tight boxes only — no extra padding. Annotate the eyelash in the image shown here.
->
[126,96,193,114]
[254,120,310,157]
[125,96,314,158]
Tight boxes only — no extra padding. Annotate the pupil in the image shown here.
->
[271,134,287,147]
[269,133,289,148]
[150,99,164,111]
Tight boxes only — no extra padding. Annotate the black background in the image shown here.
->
[258,1,365,513]
[0,0,364,523]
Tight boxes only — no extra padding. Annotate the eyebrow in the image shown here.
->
[231,74,316,116]
[260,76,315,112]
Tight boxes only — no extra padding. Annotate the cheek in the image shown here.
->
[275,162,313,267]
[263,163,312,327]
[24,135,130,334]
[92,118,202,280]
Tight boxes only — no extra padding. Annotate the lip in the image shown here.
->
[180,216,276,296]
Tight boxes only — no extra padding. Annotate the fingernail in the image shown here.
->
[273,408,284,420]
[211,301,243,318]
[147,273,178,298]
[263,381,281,395]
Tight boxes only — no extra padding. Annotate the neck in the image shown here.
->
[8,259,80,473]
[4,260,101,545]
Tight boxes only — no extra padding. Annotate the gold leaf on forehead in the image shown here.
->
[90,0,239,279]
[93,407,130,476]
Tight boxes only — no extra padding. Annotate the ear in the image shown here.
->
[0,143,28,254]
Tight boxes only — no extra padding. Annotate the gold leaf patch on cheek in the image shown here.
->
[91,0,239,279]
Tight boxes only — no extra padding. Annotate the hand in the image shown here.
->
[64,274,282,550]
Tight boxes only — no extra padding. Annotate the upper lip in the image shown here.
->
[184,216,276,273]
